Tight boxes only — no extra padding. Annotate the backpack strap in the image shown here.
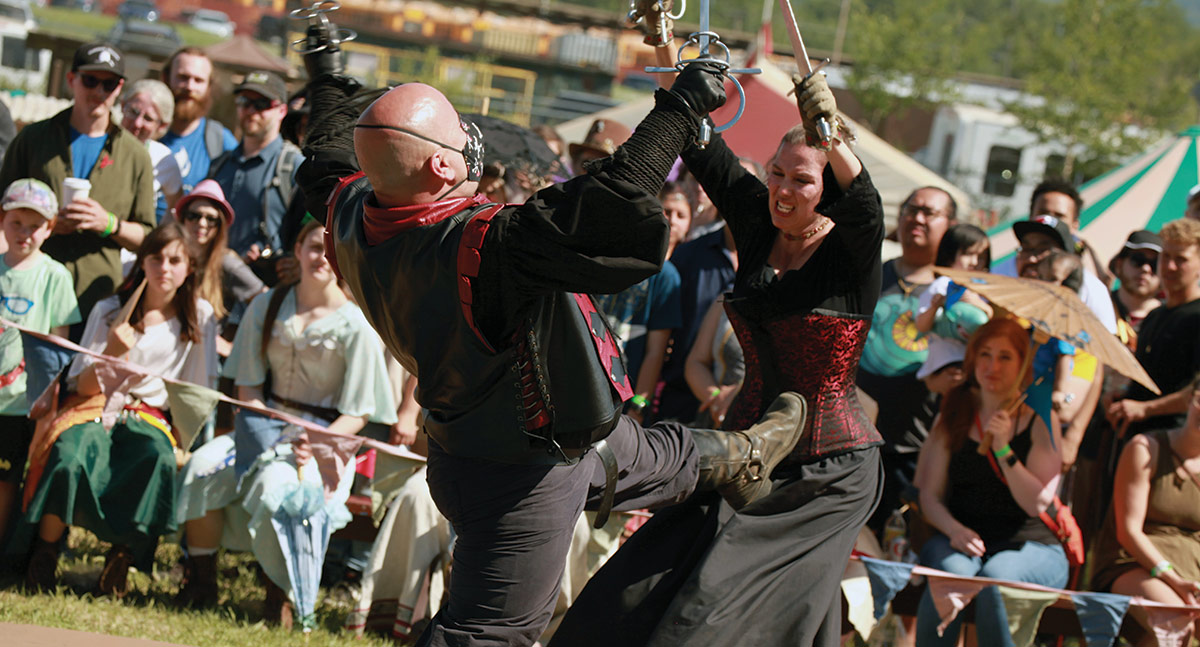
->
[203,118,226,163]
[259,141,302,251]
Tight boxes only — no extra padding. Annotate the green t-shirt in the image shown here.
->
[0,253,81,414]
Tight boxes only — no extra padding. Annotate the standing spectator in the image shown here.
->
[995,181,1118,332]
[159,47,237,194]
[0,179,81,545]
[684,298,743,428]
[858,186,956,535]
[567,118,631,175]
[211,70,302,263]
[121,79,182,221]
[18,223,218,594]
[0,42,155,331]
[1186,185,1200,222]
[1109,230,1163,349]
[1108,218,1200,437]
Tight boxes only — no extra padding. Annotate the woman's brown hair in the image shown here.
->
[118,221,203,343]
[938,317,1032,452]
[179,197,230,320]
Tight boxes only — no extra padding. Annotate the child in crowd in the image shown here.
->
[1033,248,1093,421]
[915,224,993,395]
[0,179,80,545]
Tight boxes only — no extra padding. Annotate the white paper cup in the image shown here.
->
[61,177,91,204]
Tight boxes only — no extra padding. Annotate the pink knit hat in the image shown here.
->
[174,179,234,225]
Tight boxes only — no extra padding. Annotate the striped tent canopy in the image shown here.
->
[990,126,1200,264]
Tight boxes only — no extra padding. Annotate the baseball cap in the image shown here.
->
[174,179,234,225]
[1121,230,1163,254]
[1188,185,1200,203]
[1013,214,1073,253]
[568,118,632,161]
[72,42,125,78]
[234,70,287,104]
[916,340,966,380]
[2,179,60,220]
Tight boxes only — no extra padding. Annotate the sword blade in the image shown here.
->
[697,0,712,54]
[777,0,813,74]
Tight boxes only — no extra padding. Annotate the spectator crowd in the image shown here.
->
[1,39,1200,647]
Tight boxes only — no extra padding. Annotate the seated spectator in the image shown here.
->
[170,179,263,354]
[18,222,217,594]
[684,297,743,427]
[914,223,992,395]
[120,79,182,221]
[0,179,81,546]
[915,317,1066,647]
[174,219,396,629]
[1091,375,1200,638]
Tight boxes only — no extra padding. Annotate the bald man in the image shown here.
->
[297,60,807,645]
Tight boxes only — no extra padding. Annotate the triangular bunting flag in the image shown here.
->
[309,431,365,501]
[233,409,289,478]
[164,381,222,450]
[93,360,146,430]
[20,331,74,410]
[927,574,988,636]
[1070,592,1130,647]
[861,556,915,620]
[841,574,876,639]
[1142,605,1200,647]
[997,585,1059,647]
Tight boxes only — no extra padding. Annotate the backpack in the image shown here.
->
[202,118,226,164]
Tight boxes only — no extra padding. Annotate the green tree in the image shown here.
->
[1004,0,1196,176]
[843,0,991,132]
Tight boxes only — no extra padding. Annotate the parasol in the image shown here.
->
[461,113,566,183]
[936,268,1160,395]
[271,477,332,633]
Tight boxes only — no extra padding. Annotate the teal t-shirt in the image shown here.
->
[0,253,82,414]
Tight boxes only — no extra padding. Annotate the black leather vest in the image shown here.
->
[327,174,626,465]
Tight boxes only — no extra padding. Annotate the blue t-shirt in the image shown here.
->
[594,260,683,383]
[159,117,237,193]
[68,128,107,180]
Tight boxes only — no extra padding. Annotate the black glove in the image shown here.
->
[302,23,344,80]
[667,61,727,118]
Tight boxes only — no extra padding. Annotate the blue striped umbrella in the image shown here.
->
[990,126,1200,263]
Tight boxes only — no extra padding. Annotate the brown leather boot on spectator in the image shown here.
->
[97,545,134,597]
[24,538,59,591]
[691,392,807,510]
[176,553,219,608]
[263,576,294,630]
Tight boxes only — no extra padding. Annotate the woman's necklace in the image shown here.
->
[781,216,830,241]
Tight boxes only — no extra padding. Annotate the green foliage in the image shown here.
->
[1003,0,1196,175]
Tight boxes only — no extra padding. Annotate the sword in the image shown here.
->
[289,0,357,55]
[646,0,760,149]
[777,0,834,150]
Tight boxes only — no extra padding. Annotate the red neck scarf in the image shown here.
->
[363,193,488,246]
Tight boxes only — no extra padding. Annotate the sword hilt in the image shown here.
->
[289,0,357,55]
[800,60,835,151]
[644,29,760,148]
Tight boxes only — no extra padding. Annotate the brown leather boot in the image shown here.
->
[176,553,219,608]
[25,538,59,592]
[98,544,134,597]
[692,392,807,510]
[263,576,294,630]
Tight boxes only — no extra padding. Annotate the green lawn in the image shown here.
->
[32,6,228,48]
[0,528,395,647]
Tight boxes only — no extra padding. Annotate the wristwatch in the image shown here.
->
[1004,452,1019,469]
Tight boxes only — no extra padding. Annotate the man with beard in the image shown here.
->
[211,70,301,261]
[160,47,237,194]
[0,42,154,330]
[856,186,955,536]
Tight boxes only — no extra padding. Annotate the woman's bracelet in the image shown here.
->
[709,387,721,400]
[1151,560,1174,579]
[992,444,1014,459]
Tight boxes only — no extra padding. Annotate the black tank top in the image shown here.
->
[945,413,1058,547]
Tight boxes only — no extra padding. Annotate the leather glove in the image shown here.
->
[667,61,727,118]
[792,71,837,147]
[302,23,345,80]
[632,0,674,47]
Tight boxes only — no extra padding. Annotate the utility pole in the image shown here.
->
[832,0,850,65]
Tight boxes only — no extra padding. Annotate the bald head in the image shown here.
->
[355,83,475,206]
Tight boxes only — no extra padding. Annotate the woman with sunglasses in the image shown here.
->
[18,222,218,595]
[171,180,264,355]
[120,79,182,222]
[175,218,396,629]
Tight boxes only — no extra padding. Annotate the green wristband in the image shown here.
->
[1151,560,1174,578]
[993,444,1014,460]
[100,212,117,237]
[710,387,722,399]
[629,394,648,410]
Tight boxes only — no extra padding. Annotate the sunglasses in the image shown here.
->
[79,73,121,93]
[1126,252,1158,268]
[235,94,277,112]
[183,210,222,226]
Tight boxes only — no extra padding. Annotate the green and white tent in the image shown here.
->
[990,126,1200,263]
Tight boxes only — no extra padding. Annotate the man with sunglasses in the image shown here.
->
[0,41,155,334]
[211,70,302,271]
[1109,230,1163,346]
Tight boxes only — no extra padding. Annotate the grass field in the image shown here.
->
[0,528,395,647]
[32,6,228,48]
